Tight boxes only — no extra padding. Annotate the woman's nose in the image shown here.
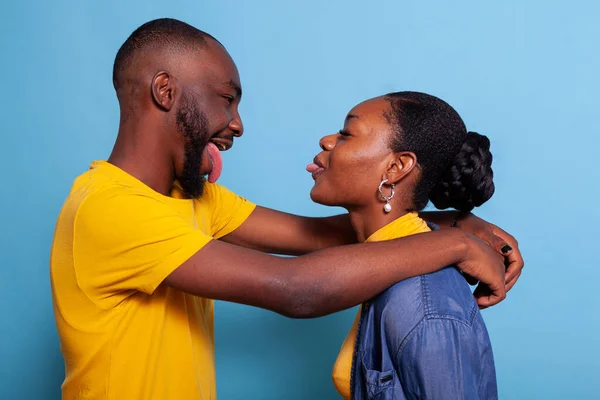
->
[319,134,336,151]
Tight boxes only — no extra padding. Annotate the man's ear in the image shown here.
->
[384,152,417,184]
[151,71,177,111]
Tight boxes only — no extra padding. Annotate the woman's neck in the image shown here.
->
[347,203,410,242]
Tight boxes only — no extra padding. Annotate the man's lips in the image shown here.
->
[210,136,233,151]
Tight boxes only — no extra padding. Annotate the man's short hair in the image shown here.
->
[112,18,215,90]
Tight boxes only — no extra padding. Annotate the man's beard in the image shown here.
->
[176,93,211,199]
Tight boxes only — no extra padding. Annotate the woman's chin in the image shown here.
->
[309,187,336,206]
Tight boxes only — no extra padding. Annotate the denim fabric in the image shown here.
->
[351,266,498,400]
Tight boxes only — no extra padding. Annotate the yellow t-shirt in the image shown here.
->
[50,161,256,400]
[331,212,431,399]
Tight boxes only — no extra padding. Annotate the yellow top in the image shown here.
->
[50,161,256,400]
[331,212,431,399]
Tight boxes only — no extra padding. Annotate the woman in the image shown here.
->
[306,92,498,399]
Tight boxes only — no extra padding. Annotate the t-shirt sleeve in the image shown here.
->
[203,183,256,239]
[72,186,212,309]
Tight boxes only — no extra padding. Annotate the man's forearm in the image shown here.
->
[283,228,469,317]
[168,228,471,319]
[224,209,466,255]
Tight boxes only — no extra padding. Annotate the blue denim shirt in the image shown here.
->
[350,266,498,400]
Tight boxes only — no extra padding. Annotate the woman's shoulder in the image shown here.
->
[375,267,478,328]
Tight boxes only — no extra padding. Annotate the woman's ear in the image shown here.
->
[385,152,417,185]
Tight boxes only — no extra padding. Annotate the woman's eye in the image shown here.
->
[338,129,350,137]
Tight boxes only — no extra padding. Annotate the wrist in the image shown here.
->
[451,229,472,265]
[434,227,471,265]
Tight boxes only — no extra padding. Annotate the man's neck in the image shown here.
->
[108,120,175,196]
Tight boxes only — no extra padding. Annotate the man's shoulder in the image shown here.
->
[67,173,133,207]
[52,168,135,265]
[58,168,155,229]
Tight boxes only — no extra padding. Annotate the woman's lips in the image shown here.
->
[306,163,325,180]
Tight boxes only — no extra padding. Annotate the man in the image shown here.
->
[50,18,523,399]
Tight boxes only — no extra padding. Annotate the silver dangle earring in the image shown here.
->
[378,178,395,213]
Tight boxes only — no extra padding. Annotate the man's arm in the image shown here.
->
[396,318,498,400]
[74,189,506,315]
[165,228,505,318]
[421,211,523,291]
[220,206,356,255]
[222,207,523,292]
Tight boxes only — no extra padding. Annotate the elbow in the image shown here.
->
[279,297,320,319]
[276,275,329,319]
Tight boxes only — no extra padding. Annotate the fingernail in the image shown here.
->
[501,245,512,254]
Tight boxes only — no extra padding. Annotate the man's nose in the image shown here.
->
[230,117,243,137]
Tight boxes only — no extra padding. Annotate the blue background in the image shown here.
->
[1,1,598,399]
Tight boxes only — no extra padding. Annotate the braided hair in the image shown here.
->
[384,91,495,213]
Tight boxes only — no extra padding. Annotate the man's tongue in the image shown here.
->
[206,142,222,183]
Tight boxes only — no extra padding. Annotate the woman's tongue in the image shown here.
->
[206,142,223,183]
[306,163,320,173]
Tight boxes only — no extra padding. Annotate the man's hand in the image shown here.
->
[457,233,507,309]
[455,214,524,293]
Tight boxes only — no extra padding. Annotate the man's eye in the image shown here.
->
[338,129,350,137]
[222,95,234,104]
